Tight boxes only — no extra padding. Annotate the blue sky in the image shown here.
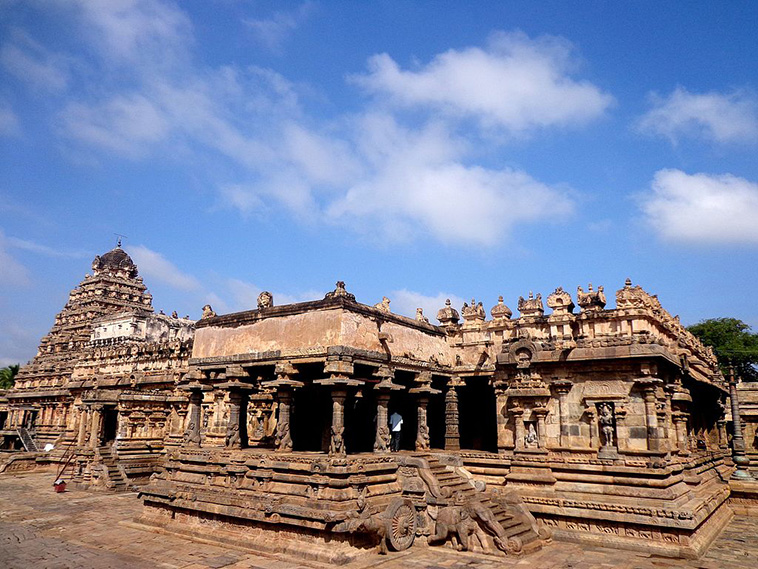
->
[2,1,758,366]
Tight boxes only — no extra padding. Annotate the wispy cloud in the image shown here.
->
[389,289,467,324]
[638,87,758,144]
[243,2,315,52]
[0,229,31,286]
[0,322,39,366]
[66,0,193,67]
[6,236,88,258]
[353,31,613,134]
[0,29,73,92]
[0,102,19,136]
[640,169,758,245]
[126,245,202,291]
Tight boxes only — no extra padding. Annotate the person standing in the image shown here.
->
[389,411,403,452]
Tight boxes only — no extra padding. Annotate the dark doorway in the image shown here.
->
[458,377,497,452]
[345,386,377,454]
[292,383,331,452]
[427,376,447,450]
[0,411,7,430]
[102,408,118,444]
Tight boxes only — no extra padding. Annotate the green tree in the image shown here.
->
[0,364,20,389]
[688,318,758,381]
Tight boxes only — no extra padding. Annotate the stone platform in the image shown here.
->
[1,470,756,569]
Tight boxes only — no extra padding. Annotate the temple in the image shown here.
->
[2,244,757,562]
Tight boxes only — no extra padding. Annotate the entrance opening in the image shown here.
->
[292,383,330,452]
[345,385,377,454]
[0,411,7,430]
[458,377,497,452]
[102,408,118,444]
[427,375,447,450]
[388,371,417,451]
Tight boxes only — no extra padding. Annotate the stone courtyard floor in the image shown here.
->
[0,471,755,569]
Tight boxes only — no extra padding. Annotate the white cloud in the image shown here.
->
[60,94,171,158]
[0,322,39,366]
[243,2,315,52]
[353,31,613,134]
[28,1,583,248]
[0,103,19,136]
[68,0,192,66]
[0,229,31,286]
[641,169,758,244]
[0,30,72,92]
[6,236,87,258]
[638,87,758,144]
[390,290,467,324]
[326,113,574,245]
[126,245,202,291]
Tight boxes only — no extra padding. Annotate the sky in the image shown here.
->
[2,1,758,366]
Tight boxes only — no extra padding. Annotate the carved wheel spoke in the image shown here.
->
[387,500,416,551]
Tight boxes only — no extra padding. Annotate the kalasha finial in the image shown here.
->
[625,277,632,287]
[114,233,127,248]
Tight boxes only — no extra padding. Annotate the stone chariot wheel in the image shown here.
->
[386,499,417,551]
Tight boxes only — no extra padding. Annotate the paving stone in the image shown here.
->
[1,471,758,569]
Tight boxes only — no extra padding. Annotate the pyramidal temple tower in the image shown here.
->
[16,243,154,390]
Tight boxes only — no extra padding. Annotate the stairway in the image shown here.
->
[96,446,128,491]
[16,427,39,452]
[423,454,544,555]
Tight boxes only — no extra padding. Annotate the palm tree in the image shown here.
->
[0,364,20,389]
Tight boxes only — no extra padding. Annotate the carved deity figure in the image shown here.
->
[183,421,201,445]
[330,424,345,455]
[257,291,273,309]
[225,423,240,448]
[598,402,615,448]
[416,422,430,450]
[415,307,429,323]
[525,422,538,448]
[276,419,292,451]
[375,423,390,452]
[201,304,216,319]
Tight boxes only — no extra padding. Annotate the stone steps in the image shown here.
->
[422,454,545,556]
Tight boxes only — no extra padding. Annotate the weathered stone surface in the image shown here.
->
[2,247,755,562]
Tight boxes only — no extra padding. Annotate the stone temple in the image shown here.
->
[2,244,757,563]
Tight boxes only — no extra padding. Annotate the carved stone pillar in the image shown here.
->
[89,405,103,449]
[717,418,728,450]
[226,390,243,449]
[374,391,391,452]
[415,394,430,451]
[266,364,303,452]
[276,389,294,451]
[329,388,347,456]
[673,412,690,455]
[373,370,402,453]
[585,406,598,448]
[444,384,460,451]
[512,407,525,450]
[638,380,662,452]
[117,411,129,439]
[554,381,572,448]
[409,375,439,452]
[217,381,253,449]
[534,406,548,449]
[729,367,754,480]
[77,405,89,446]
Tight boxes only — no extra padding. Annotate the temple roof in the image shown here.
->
[92,245,138,278]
